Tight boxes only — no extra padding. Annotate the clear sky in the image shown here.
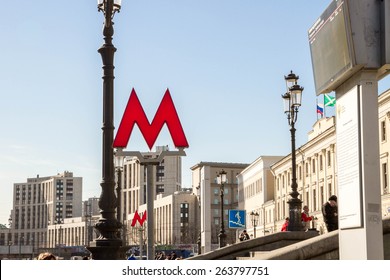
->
[1,1,389,226]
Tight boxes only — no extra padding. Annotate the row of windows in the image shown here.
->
[13,205,49,230]
[277,149,333,190]
[213,187,228,195]
[242,179,262,199]
[15,179,75,204]
[213,198,229,205]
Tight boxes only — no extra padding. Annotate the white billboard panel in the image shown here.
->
[336,85,363,229]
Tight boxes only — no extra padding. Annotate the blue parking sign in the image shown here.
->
[228,210,246,228]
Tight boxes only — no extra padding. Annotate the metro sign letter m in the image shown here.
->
[131,210,147,227]
[113,88,189,149]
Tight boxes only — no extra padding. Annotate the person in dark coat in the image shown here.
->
[239,230,250,241]
[322,195,338,232]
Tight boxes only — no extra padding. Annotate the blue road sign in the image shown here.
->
[228,210,246,229]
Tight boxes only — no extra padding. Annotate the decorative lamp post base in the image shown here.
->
[218,232,227,248]
[287,197,303,231]
[87,243,128,260]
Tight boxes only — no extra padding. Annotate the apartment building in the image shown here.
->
[8,171,82,251]
[190,162,249,253]
[120,145,182,219]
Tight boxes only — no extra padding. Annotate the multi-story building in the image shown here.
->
[126,190,197,250]
[242,89,390,234]
[190,162,249,253]
[378,89,390,217]
[8,171,82,252]
[271,117,337,233]
[45,197,101,251]
[120,145,182,219]
[237,156,284,237]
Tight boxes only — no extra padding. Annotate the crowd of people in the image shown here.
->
[153,251,183,260]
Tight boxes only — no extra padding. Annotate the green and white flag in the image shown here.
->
[324,93,336,107]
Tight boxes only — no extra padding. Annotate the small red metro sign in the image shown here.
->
[113,88,189,150]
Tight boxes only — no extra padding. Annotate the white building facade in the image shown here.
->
[190,162,249,253]
[237,156,283,237]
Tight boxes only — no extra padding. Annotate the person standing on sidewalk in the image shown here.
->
[322,195,338,232]
[281,217,289,232]
[301,205,314,231]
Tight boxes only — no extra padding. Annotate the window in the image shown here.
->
[327,150,331,167]
[312,159,316,173]
[381,120,386,141]
[313,189,317,211]
[319,155,323,171]
[382,163,388,192]
[156,185,164,194]
[299,166,302,180]
[305,162,309,176]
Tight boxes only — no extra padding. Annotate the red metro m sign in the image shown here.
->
[113,88,189,150]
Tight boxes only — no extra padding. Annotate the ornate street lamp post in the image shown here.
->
[282,70,304,231]
[217,170,227,248]
[195,183,201,254]
[18,236,24,259]
[115,151,125,242]
[8,218,12,259]
[88,0,124,260]
[54,217,63,257]
[250,211,259,238]
[114,153,124,223]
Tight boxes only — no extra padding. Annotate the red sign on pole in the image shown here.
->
[131,210,147,227]
[113,88,189,149]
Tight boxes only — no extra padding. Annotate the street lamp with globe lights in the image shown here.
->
[282,70,304,231]
[88,0,125,260]
[217,170,227,248]
[250,211,259,238]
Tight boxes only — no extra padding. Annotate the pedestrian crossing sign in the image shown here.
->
[228,210,246,228]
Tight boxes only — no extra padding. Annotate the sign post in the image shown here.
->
[228,210,246,229]
[309,0,385,259]
[114,89,188,260]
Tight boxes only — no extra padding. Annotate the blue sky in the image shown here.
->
[1,0,389,225]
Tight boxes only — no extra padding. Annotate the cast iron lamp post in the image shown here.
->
[114,152,124,224]
[54,217,63,257]
[282,70,304,231]
[250,211,259,238]
[115,151,125,241]
[195,183,201,254]
[217,170,227,248]
[88,0,124,260]
[18,236,24,259]
[8,217,12,259]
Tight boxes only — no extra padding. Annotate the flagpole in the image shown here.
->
[323,94,326,118]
